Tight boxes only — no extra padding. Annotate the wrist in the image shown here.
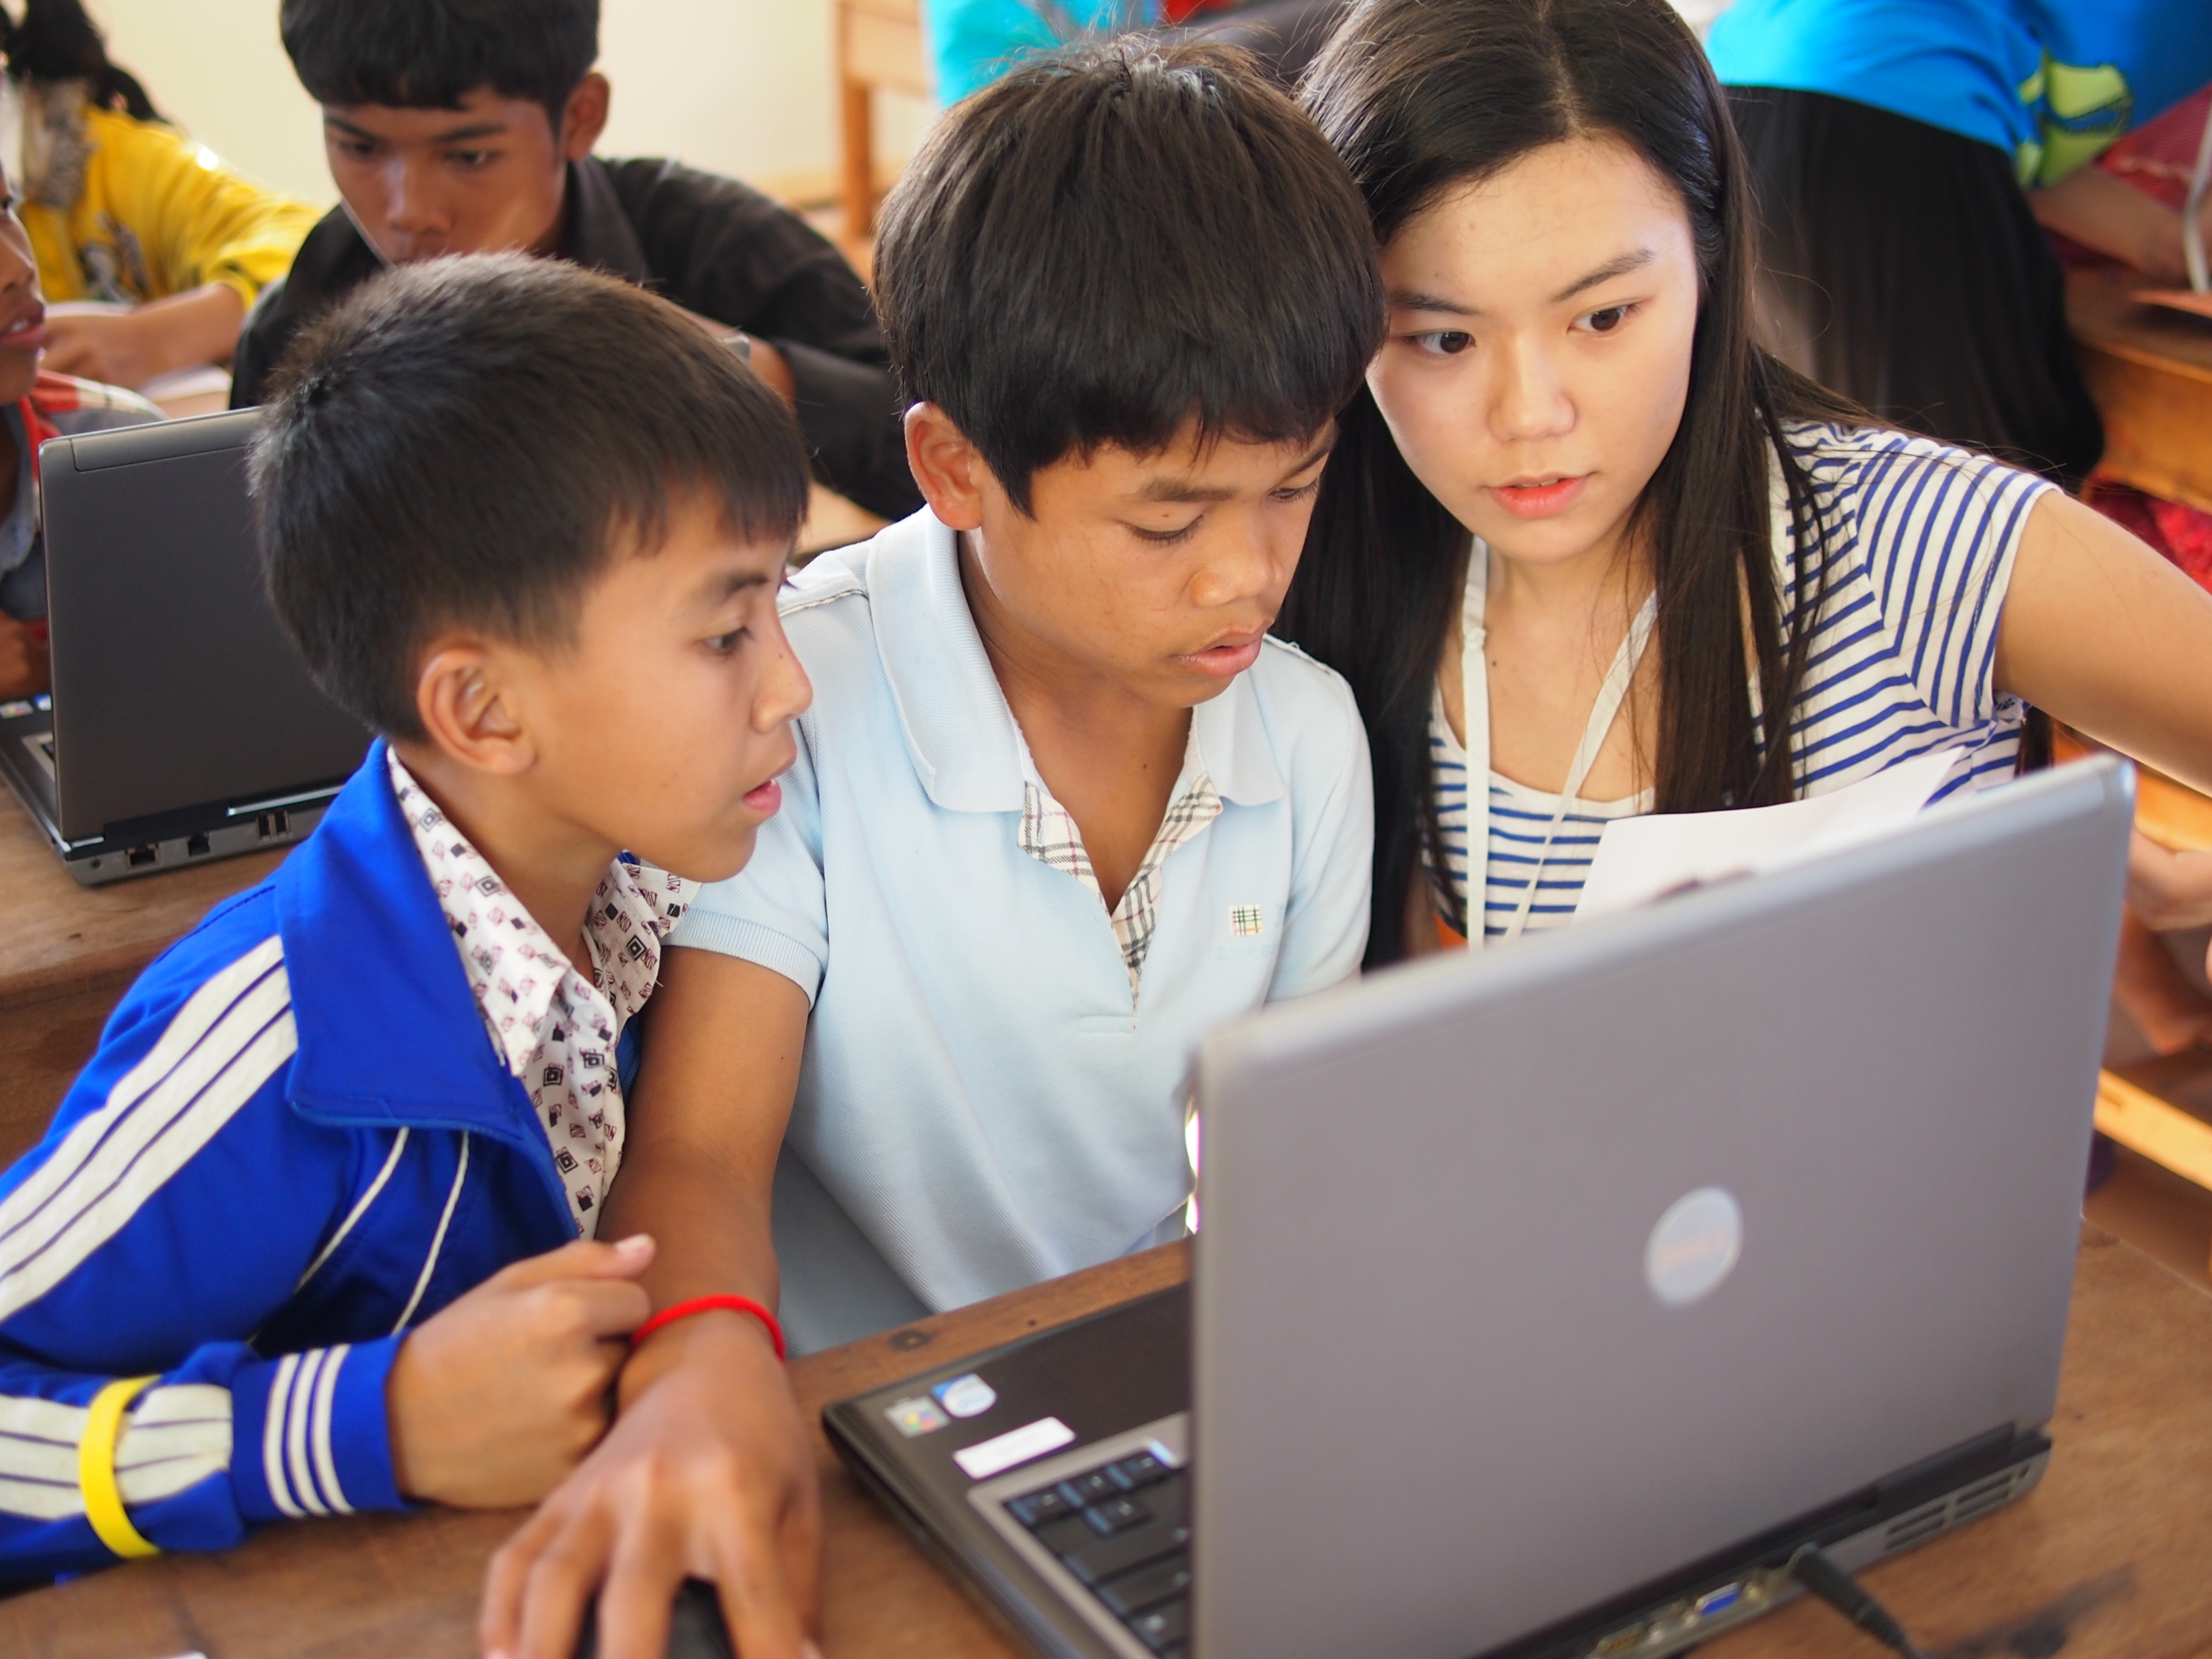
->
[618,1305,784,1410]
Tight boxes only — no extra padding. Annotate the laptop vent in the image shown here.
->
[1881,1468,2023,1555]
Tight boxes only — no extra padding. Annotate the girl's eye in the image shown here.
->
[1410,330,1474,357]
[1272,475,1323,504]
[1581,305,1632,334]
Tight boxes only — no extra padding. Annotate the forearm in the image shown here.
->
[1997,492,2212,797]
[2029,166,2194,285]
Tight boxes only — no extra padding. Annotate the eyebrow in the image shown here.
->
[1389,247,1660,318]
[690,568,773,609]
[324,114,510,144]
[1132,437,1336,505]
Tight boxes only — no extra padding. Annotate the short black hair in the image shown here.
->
[251,253,808,741]
[872,40,1384,512]
[279,0,598,126]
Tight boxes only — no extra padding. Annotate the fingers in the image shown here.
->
[484,1234,656,1294]
[590,1508,689,1659]
[509,1504,618,1659]
[713,1500,814,1659]
[568,1279,655,1344]
[481,1503,571,1659]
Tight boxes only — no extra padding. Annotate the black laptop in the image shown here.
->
[0,408,368,884]
[826,760,2132,1659]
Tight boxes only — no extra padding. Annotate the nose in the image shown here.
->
[381,156,450,245]
[1488,331,1575,445]
[1187,502,1291,613]
[754,614,813,731]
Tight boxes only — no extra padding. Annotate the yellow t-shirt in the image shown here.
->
[19,103,319,309]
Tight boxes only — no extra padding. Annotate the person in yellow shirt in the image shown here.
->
[3,0,318,390]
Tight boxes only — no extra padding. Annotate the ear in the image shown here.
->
[411,637,538,778]
[903,403,991,532]
[560,72,611,162]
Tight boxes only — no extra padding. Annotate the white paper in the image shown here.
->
[1575,749,1963,921]
[953,1415,1076,1480]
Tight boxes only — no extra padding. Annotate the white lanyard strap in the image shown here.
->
[1459,541,1657,946]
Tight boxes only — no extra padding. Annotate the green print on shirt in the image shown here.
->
[2015,57,2134,187]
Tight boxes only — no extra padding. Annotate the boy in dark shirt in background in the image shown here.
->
[233,0,921,522]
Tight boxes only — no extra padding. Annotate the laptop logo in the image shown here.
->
[933,1373,998,1419]
[1644,1187,1743,1307]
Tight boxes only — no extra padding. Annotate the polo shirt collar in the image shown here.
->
[865,510,1285,812]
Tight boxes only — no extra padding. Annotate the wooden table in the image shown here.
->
[3,1226,2208,1659]
[0,784,279,1165]
[2069,266,2212,516]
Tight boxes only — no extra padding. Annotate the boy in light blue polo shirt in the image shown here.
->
[596,42,1383,1333]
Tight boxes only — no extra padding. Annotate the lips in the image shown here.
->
[741,777,782,816]
[1488,474,1588,520]
[0,307,46,353]
[1179,631,1265,679]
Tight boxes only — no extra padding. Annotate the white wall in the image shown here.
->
[79,0,927,208]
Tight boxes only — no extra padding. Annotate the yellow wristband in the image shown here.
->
[78,1375,161,1560]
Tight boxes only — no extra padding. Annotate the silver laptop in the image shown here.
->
[825,755,2132,1659]
[0,409,369,884]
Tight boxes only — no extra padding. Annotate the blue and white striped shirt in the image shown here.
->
[1431,422,2052,940]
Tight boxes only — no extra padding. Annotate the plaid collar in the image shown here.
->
[1013,721,1223,1002]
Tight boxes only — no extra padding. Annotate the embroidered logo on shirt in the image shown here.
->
[388,750,696,1234]
[1228,905,1264,937]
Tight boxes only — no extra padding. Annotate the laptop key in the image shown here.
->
[1096,1549,1193,1617]
[1058,1470,1118,1507]
[1060,1517,1192,1585]
[1107,1452,1170,1492]
[1008,1487,1076,1526]
[1127,1598,1189,1652]
[1082,1496,1149,1535]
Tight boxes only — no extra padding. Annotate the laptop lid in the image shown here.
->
[1191,758,2131,1659]
[41,409,368,842]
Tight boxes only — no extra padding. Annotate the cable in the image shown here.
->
[1787,1545,1929,1659]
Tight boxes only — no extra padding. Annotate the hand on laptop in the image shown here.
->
[387,1233,656,1508]
[478,1310,822,1659]
[2128,831,2212,978]
[0,614,47,699]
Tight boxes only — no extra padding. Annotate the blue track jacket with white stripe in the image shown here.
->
[0,742,580,1578]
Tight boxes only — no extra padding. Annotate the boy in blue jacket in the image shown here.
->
[0,252,812,1586]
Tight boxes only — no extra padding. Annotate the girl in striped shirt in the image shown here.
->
[1278,0,2212,963]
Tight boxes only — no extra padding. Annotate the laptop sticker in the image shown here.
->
[885,1396,950,1437]
[1645,1186,1743,1307]
[932,1373,997,1418]
[953,1417,1076,1481]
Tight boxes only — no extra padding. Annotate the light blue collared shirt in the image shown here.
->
[674,509,1373,1311]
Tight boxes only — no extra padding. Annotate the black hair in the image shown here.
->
[872,38,1384,511]
[251,253,809,741]
[1280,0,1867,965]
[278,0,599,127]
[4,0,159,122]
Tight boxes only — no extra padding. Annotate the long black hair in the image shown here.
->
[1278,0,1865,966]
[4,0,160,122]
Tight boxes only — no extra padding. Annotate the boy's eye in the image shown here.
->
[704,629,746,656]
[1132,518,1201,546]
[447,149,498,169]
[1410,330,1474,357]
[1579,304,1633,335]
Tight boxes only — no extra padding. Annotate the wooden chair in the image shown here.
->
[838,0,929,245]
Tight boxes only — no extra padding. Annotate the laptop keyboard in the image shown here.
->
[1004,1451,1192,1656]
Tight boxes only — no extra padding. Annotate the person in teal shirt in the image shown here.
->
[1708,0,2212,487]
[926,0,1345,103]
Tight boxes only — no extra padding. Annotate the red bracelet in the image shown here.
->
[630,1294,786,1361]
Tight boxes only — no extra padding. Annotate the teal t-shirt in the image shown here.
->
[1707,0,2212,185]
[927,0,1158,103]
